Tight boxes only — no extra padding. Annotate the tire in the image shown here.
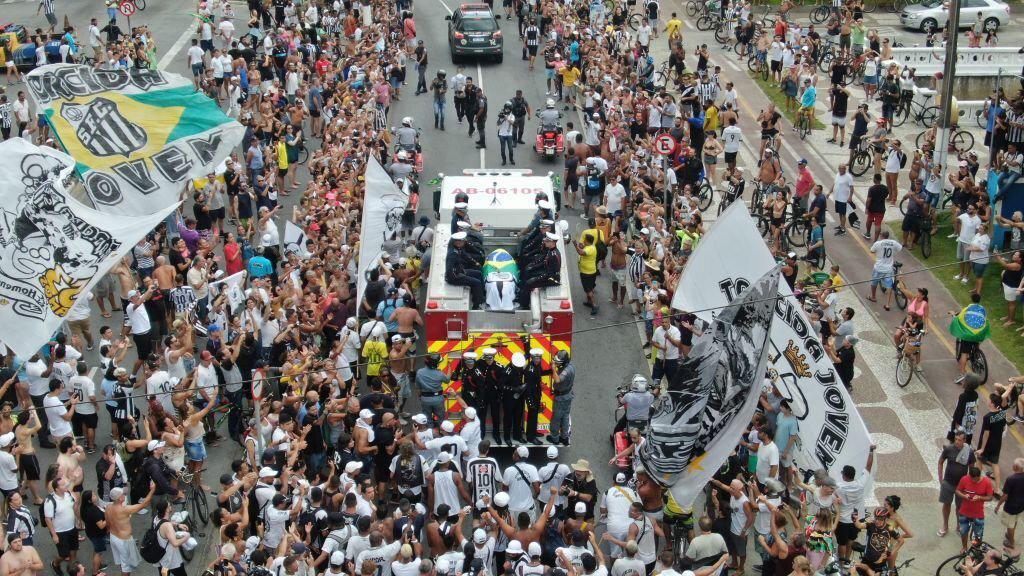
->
[193,488,210,525]
[850,151,871,177]
[894,286,908,310]
[896,355,914,387]
[697,182,713,211]
[715,25,730,44]
[916,130,927,150]
[920,106,940,128]
[811,6,830,24]
[761,59,769,81]
[653,70,668,88]
[696,15,714,31]
[685,0,700,17]
[817,52,833,73]
[495,53,503,63]
[921,18,937,34]
[935,554,968,576]
[718,198,729,215]
[984,17,1000,32]
[890,0,903,12]
[747,54,761,73]
[628,13,644,30]
[787,219,808,247]
[297,146,309,164]
[971,350,989,385]
[863,0,877,12]
[799,117,810,140]
[951,131,974,153]
[134,0,146,9]
[921,231,932,258]
[892,103,910,127]
[976,108,987,129]
[808,248,825,270]
[757,216,771,238]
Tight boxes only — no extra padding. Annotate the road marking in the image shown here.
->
[683,19,694,29]
[157,17,198,70]
[725,60,740,72]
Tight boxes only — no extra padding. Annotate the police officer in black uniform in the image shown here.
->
[477,347,504,443]
[450,351,484,412]
[519,232,562,306]
[445,232,484,308]
[520,219,555,267]
[451,201,470,233]
[501,352,528,444]
[523,348,546,443]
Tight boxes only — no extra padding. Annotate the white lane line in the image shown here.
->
[157,19,198,70]
[683,19,694,29]
[725,60,740,72]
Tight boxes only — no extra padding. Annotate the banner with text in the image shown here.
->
[671,203,873,482]
[357,156,409,308]
[25,65,244,215]
[0,139,175,357]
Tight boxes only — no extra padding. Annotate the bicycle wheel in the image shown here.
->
[919,106,940,128]
[192,486,210,525]
[971,350,989,385]
[921,230,932,258]
[817,51,833,73]
[697,182,713,211]
[685,0,700,16]
[747,54,762,73]
[696,15,714,31]
[811,5,830,23]
[134,0,146,9]
[894,286,907,310]
[850,151,871,177]
[756,215,771,238]
[863,0,877,12]
[787,219,808,247]
[892,103,910,128]
[935,553,968,576]
[718,197,730,215]
[951,131,974,154]
[653,70,668,88]
[890,0,903,12]
[298,146,309,164]
[799,116,811,140]
[895,355,914,387]
[976,108,987,129]
[898,195,909,215]
[714,24,730,44]
[808,247,825,269]
[628,13,643,30]
[915,130,927,150]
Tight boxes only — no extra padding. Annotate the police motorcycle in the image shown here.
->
[534,98,565,160]
[390,116,424,174]
[610,374,660,476]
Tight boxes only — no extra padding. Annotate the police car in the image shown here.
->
[446,3,503,63]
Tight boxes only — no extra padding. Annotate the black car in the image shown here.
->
[446,3,503,63]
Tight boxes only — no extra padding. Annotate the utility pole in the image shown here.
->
[936,0,962,191]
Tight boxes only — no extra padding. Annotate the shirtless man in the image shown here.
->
[106,483,156,576]
[152,256,177,327]
[110,261,137,343]
[485,487,557,548]
[390,305,422,340]
[0,533,44,576]
[56,438,87,528]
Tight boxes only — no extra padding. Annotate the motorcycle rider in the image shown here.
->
[537,99,561,132]
[510,90,532,144]
[431,70,449,130]
[395,117,419,152]
[451,67,469,123]
[523,348,545,443]
[615,374,656,433]
[390,150,415,182]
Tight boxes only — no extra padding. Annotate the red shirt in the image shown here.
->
[957,475,993,519]
[795,167,814,198]
[224,241,243,276]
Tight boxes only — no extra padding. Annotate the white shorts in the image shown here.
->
[110,534,141,573]
[1004,282,1021,302]
[612,267,626,283]
[831,115,845,126]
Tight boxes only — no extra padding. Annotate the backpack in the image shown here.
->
[897,150,907,169]
[594,230,608,262]
[139,519,168,563]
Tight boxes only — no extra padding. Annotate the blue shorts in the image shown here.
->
[927,191,940,208]
[89,534,108,553]
[185,439,207,462]
[958,515,985,539]
[546,68,555,80]
[191,63,204,78]
[973,263,988,278]
[871,268,893,289]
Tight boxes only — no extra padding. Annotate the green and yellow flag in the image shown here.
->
[949,303,991,343]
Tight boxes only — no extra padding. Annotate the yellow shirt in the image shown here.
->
[705,105,720,134]
[666,19,683,39]
[362,340,388,376]
[579,244,598,275]
[831,273,844,292]
[276,141,289,170]
[561,67,580,87]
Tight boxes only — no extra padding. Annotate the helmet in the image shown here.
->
[504,100,513,110]
[397,150,409,161]
[425,352,441,368]
[546,98,555,109]
[630,374,648,393]
[402,116,413,127]
[437,69,447,77]
[554,350,570,366]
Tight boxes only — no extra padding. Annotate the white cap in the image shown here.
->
[391,334,403,343]
[574,502,587,514]
[545,232,560,241]
[148,440,166,452]
[463,351,478,360]
[511,352,526,368]
[262,233,273,244]
[330,551,346,566]
[437,452,453,464]
[482,347,497,356]
[457,220,472,229]
[465,407,477,419]
[258,466,277,477]
[507,540,524,555]
[493,492,510,507]
[528,541,542,557]
[546,446,559,459]
[537,199,553,210]
[454,201,468,209]
[412,414,428,425]
[529,348,544,357]
[127,290,139,299]
[473,528,487,544]
[0,433,14,448]
[515,445,529,458]
[437,558,452,574]
[441,420,455,433]
[451,231,468,240]
[344,461,364,474]
[540,219,555,226]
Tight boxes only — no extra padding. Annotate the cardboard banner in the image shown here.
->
[210,270,247,313]
[639,269,779,506]
[357,156,409,308]
[0,139,175,357]
[671,203,873,483]
[25,65,244,214]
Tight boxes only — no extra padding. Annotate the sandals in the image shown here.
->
[937,528,948,537]
[100,312,111,318]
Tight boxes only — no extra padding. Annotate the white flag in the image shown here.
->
[25,64,244,215]
[284,221,312,258]
[639,269,778,506]
[357,156,408,307]
[0,139,176,358]
[671,203,873,483]
[210,270,248,313]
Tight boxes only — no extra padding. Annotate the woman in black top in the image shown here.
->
[81,490,108,576]
[996,250,1023,325]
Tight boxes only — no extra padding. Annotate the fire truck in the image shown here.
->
[424,169,573,443]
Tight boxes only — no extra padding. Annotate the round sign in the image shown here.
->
[654,133,676,156]
[118,0,136,16]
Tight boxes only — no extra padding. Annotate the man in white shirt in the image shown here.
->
[43,476,78,574]
[721,117,743,171]
[0,433,19,497]
[145,359,178,416]
[754,426,779,486]
[830,164,855,235]
[502,446,540,522]
[835,445,876,567]
[459,407,482,461]
[43,379,75,443]
[217,16,235,46]
[956,204,983,283]
[600,473,638,558]
[651,316,681,385]
[604,174,627,220]
[88,18,104,61]
[356,532,404,576]
[537,445,571,512]
[124,286,156,374]
[186,38,206,88]
[869,230,902,309]
[68,362,98,453]
[967,221,992,294]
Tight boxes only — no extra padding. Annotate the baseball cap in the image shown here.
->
[473,528,487,544]
[258,466,277,477]
[127,290,139,299]
[615,472,627,484]
[797,158,807,165]
[147,440,165,452]
[528,542,542,557]
[574,502,587,514]
[411,414,428,425]
[344,461,364,474]
[515,445,529,458]
[359,409,374,419]
[547,445,559,459]
[441,420,455,433]
[465,407,477,419]
[437,452,453,464]
[330,551,345,566]
[493,492,510,507]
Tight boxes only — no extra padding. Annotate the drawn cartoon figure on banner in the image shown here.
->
[766,340,812,421]
[0,152,119,318]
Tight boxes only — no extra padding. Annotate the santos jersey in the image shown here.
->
[466,457,500,504]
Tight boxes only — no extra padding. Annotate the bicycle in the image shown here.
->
[810,4,832,24]
[936,540,1020,576]
[797,108,813,140]
[133,0,147,9]
[876,558,914,576]
[747,50,769,81]
[915,128,974,154]
[893,92,940,128]
[849,140,876,177]
[176,466,210,540]
[895,325,924,388]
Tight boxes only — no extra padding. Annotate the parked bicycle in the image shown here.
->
[935,540,1019,576]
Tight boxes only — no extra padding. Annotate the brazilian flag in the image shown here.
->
[949,303,990,343]
[482,249,520,281]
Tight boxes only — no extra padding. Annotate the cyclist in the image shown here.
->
[896,311,924,372]
[663,490,695,555]
[949,292,990,382]
[796,78,816,131]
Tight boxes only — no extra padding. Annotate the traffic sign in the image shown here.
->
[654,133,676,156]
[118,0,136,17]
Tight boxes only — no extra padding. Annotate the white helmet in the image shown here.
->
[630,374,648,393]
[397,150,409,161]
[402,116,413,127]
[546,98,555,109]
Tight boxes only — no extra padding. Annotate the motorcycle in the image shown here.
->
[389,126,424,173]
[534,111,564,160]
